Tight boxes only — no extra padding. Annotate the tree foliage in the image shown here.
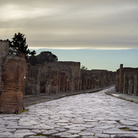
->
[27,51,58,65]
[81,65,88,70]
[9,32,36,57]
[37,51,58,63]
[9,33,58,65]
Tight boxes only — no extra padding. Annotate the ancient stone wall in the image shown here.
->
[58,62,80,77]
[81,70,116,90]
[25,64,40,95]
[115,64,138,96]
[25,61,115,96]
[58,62,81,91]
[0,40,9,92]
[25,62,72,95]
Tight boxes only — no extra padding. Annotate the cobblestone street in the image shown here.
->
[0,87,138,138]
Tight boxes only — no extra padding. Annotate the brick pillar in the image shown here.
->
[0,56,26,114]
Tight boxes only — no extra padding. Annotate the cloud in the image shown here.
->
[0,4,63,21]
[0,0,138,49]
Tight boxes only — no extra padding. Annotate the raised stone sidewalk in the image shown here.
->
[105,87,138,104]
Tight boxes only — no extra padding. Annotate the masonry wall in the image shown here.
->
[25,62,73,95]
[81,70,116,90]
[25,60,115,96]
[58,62,81,91]
[0,40,9,92]
[115,64,138,96]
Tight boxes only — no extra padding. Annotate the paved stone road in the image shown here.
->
[0,87,138,138]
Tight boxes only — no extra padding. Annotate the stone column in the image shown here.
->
[59,73,66,92]
[36,70,40,95]
[115,70,119,92]
[56,72,59,94]
[134,74,138,96]
[70,77,75,91]
[0,55,26,114]
[58,75,61,93]
[72,77,75,91]
[119,64,123,93]
[123,73,128,94]
[128,76,132,95]
[62,73,66,92]
[68,78,72,91]
[65,76,69,92]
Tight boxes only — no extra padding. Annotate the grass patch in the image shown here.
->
[18,109,28,114]
[119,127,130,131]
[36,134,45,136]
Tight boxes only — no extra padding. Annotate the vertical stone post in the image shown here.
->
[119,64,123,93]
[70,77,75,91]
[56,72,59,94]
[0,55,26,114]
[58,75,61,92]
[62,73,66,92]
[72,77,75,91]
[123,73,128,94]
[66,77,69,92]
[128,76,132,95]
[68,78,72,91]
[134,74,138,96]
[115,70,119,92]
[36,70,40,95]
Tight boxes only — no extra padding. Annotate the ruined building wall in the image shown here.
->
[115,64,138,96]
[38,62,72,94]
[25,64,40,95]
[58,62,80,77]
[25,61,115,96]
[81,70,116,90]
[25,62,72,95]
[0,40,9,92]
[58,62,81,91]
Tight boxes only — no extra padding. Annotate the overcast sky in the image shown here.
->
[0,0,138,71]
[1,0,138,49]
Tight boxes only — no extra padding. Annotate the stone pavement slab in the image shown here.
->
[0,87,138,138]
